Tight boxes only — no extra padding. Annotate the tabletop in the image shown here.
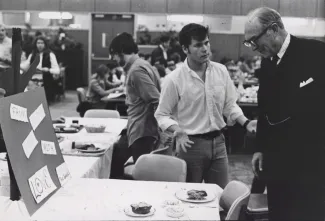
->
[1,178,223,220]
[63,117,127,135]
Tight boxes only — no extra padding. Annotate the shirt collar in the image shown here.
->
[159,45,165,51]
[277,34,291,60]
[124,54,139,73]
[183,58,211,79]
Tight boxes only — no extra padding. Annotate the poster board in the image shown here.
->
[0,87,71,215]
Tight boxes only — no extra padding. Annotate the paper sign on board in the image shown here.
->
[28,165,57,204]
[10,103,28,122]
[22,130,38,159]
[29,104,46,131]
[41,140,57,155]
[56,162,71,186]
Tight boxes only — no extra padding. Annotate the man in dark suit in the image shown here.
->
[244,7,325,221]
[151,35,170,67]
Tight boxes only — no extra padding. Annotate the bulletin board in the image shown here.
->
[0,87,71,216]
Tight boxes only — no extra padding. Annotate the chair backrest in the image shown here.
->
[150,145,172,155]
[219,180,251,220]
[76,87,86,103]
[133,154,187,182]
[151,131,175,156]
[84,109,120,118]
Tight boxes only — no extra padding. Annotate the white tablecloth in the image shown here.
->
[0,178,222,220]
[0,150,113,196]
[64,117,127,135]
[1,118,128,196]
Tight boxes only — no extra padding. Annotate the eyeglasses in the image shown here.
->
[243,23,276,50]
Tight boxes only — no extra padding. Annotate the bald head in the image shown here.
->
[246,7,284,31]
[244,7,288,58]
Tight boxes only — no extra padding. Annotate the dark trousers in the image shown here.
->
[110,129,131,179]
[264,153,325,221]
[130,136,157,163]
[251,175,266,193]
[42,72,55,102]
[267,179,324,221]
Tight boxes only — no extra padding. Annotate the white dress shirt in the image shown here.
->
[159,45,168,60]
[275,33,291,65]
[0,37,12,68]
[155,59,244,135]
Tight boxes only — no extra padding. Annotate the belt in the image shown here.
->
[189,129,224,140]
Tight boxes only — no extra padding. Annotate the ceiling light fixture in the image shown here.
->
[39,12,73,20]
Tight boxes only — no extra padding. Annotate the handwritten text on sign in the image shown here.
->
[56,162,71,186]
[10,103,28,122]
[28,165,57,204]
[41,140,57,155]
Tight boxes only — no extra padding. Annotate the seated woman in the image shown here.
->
[21,36,60,103]
[106,60,125,85]
[86,64,123,109]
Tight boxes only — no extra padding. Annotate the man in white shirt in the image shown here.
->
[0,24,12,70]
[155,23,256,188]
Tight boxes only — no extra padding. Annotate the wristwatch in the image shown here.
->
[243,120,251,130]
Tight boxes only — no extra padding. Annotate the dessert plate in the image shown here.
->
[77,147,105,154]
[175,189,217,203]
[124,207,156,217]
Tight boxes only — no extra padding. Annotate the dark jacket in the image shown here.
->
[151,46,168,67]
[31,51,51,68]
[256,35,325,178]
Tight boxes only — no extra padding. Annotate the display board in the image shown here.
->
[0,87,71,215]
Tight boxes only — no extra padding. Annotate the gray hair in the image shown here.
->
[248,7,284,29]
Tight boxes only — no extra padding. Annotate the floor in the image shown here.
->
[49,91,254,187]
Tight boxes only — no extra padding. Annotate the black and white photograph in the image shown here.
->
[0,0,324,220]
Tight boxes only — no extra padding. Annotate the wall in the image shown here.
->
[0,0,323,18]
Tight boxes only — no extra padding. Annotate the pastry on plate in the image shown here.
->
[162,199,180,208]
[130,202,152,214]
[187,189,208,200]
[166,206,184,218]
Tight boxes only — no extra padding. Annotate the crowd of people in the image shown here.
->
[83,33,261,115]
[0,6,324,221]
[107,7,325,221]
[0,23,82,103]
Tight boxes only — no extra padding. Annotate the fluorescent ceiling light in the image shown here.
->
[167,15,204,23]
[39,12,73,20]
[69,24,81,28]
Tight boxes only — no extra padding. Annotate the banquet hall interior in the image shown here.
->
[0,0,324,220]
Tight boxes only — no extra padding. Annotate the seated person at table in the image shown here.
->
[106,60,123,85]
[86,64,123,109]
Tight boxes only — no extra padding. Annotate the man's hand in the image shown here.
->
[246,120,257,134]
[174,129,194,154]
[252,152,263,177]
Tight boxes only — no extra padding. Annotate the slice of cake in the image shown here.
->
[130,202,152,214]
[187,189,208,200]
